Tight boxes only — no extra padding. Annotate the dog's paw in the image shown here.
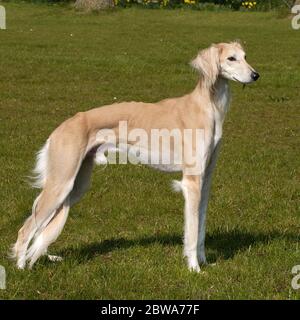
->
[188,262,201,273]
[16,260,26,270]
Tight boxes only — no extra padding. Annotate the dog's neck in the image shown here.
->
[191,77,230,148]
[212,77,231,115]
[194,76,231,117]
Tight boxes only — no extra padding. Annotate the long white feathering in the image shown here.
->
[30,139,50,188]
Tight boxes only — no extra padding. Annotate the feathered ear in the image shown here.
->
[190,44,221,88]
[232,39,244,49]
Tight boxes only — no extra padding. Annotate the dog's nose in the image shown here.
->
[251,71,260,81]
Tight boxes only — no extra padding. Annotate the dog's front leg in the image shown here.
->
[181,175,201,272]
[197,141,221,265]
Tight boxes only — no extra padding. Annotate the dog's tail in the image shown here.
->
[29,139,50,189]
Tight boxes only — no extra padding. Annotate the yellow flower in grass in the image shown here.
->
[242,1,256,9]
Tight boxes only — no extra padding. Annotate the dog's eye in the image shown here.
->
[228,56,236,62]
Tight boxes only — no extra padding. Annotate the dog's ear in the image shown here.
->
[231,39,244,49]
[190,44,221,88]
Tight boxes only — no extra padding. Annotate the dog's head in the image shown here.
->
[191,41,259,87]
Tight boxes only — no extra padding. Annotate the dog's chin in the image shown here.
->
[221,74,250,84]
[232,76,254,84]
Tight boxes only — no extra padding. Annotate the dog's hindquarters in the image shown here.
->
[12,113,94,269]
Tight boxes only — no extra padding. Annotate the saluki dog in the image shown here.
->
[11,42,259,272]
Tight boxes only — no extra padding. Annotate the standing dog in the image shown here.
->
[11,42,259,272]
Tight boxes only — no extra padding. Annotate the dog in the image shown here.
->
[11,41,259,272]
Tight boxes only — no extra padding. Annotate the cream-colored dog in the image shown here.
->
[12,41,259,271]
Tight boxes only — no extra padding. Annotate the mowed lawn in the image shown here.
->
[0,2,299,299]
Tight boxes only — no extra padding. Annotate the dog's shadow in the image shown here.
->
[59,230,299,265]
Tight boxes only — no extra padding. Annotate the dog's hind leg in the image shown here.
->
[10,194,42,269]
[26,197,70,269]
[69,153,94,207]
[13,178,75,269]
[38,154,95,265]
[12,125,88,269]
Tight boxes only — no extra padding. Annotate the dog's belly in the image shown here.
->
[145,163,182,173]
[133,145,183,172]
[94,143,183,172]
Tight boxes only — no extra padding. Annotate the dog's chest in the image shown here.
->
[212,81,230,147]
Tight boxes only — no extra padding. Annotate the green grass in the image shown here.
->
[0,2,299,299]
